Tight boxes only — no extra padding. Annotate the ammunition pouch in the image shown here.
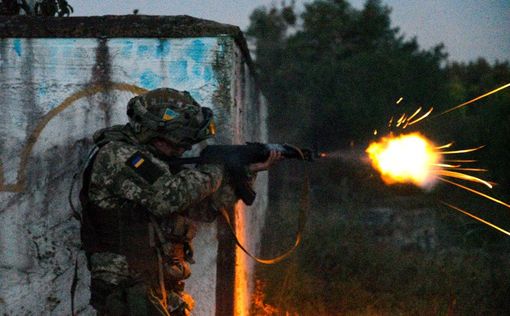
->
[161,213,197,264]
[162,242,191,281]
[165,213,197,243]
[149,214,196,283]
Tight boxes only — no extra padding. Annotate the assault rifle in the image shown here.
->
[165,142,319,205]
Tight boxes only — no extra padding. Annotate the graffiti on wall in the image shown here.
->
[0,83,147,192]
[0,36,230,194]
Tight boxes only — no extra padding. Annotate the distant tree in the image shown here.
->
[57,0,73,17]
[34,0,73,17]
[0,0,32,15]
[246,4,296,138]
[247,0,448,149]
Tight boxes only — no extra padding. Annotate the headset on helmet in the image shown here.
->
[127,88,216,147]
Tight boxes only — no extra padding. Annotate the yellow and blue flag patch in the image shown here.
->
[126,151,162,184]
[162,108,178,121]
[131,155,145,168]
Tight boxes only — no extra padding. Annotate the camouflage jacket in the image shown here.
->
[83,124,240,285]
[88,124,238,220]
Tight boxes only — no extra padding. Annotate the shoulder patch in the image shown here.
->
[126,151,162,184]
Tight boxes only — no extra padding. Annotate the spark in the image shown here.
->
[406,107,422,122]
[433,163,461,168]
[444,167,488,172]
[368,84,510,238]
[396,113,407,127]
[439,145,485,155]
[407,107,434,126]
[373,129,378,135]
[396,97,404,104]
[440,83,510,116]
[438,177,510,210]
[441,202,510,237]
[435,142,454,150]
[434,170,493,188]
[444,159,477,163]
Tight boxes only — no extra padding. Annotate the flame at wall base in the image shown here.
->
[251,280,279,315]
[234,201,250,316]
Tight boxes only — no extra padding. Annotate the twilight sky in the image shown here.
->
[71,0,509,63]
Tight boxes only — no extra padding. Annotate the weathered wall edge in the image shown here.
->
[0,15,256,75]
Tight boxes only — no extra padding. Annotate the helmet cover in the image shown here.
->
[127,88,216,147]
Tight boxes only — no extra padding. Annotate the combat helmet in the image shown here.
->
[127,88,216,148]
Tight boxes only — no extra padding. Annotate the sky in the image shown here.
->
[71,0,509,63]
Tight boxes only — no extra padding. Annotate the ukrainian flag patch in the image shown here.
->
[126,151,162,184]
[162,108,178,121]
[131,155,145,168]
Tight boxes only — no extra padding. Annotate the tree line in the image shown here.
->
[0,0,73,17]
[248,1,510,314]
[246,0,509,187]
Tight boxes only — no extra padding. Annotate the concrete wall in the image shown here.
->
[0,35,266,315]
[232,45,268,316]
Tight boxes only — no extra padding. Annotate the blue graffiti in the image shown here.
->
[13,39,22,56]
[187,39,207,63]
[168,61,188,83]
[156,40,171,58]
[189,90,203,104]
[139,70,163,90]
[192,64,202,77]
[38,84,48,96]
[137,45,150,58]
[203,66,213,82]
[121,40,134,58]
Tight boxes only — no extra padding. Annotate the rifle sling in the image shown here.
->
[219,145,309,265]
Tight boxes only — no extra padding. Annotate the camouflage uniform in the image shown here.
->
[81,89,240,315]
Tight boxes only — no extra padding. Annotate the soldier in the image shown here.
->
[80,88,279,315]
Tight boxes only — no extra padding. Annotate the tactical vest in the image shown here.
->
[80,126,159,282]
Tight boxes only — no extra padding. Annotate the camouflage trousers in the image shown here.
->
[89,252,193,316]
[91,277,193,316]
